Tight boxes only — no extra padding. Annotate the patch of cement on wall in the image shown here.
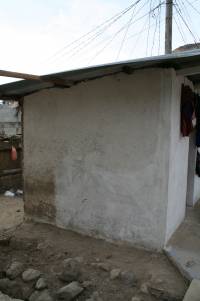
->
[24,179,56,222]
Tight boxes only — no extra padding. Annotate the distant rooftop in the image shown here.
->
[174,43,200,53]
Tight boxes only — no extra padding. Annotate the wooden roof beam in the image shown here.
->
[0,70,73,87]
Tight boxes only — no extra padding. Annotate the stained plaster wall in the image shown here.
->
[23,68,184,250]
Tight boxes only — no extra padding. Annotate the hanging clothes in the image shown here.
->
[196,150,200,177]
[196,94,200,147]
[180,85,196,137]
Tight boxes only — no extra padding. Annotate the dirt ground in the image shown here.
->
[0,196,188,301]
[0,196,23,231]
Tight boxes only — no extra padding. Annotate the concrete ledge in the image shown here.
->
[164,205,200,282]
[183,279,200,301]
[164,245,200,281]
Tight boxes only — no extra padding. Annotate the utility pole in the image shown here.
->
[165,0,173,54]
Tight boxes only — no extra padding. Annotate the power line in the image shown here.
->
[116,0,141,60]
[151,3,160,55]
[47,0,144,62]
[174,14,187,44]
[173,0,200,45]
[129,15,150,56]
[50,15,130,62]
[58,0,150,63]
[146,0,153,55]
[185,0,200,16]
[65,0,151,66]
[67,0,149,62]
[176,0,200,41]
[179,0,194,24]
[158,0,162,55]
[127,7,165,56]
[174,2,188,43]
[48,0,167,65]
[44,0,200,71]
[88,1,164,63]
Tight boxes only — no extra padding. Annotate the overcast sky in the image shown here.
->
[0,0,200,84]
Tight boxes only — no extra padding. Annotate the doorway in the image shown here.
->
[0,100,23,233]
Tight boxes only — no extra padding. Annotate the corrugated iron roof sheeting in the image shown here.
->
[1,51,200,99]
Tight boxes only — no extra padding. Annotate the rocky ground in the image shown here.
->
[0,217,188,301]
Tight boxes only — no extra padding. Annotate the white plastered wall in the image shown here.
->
[23,68,187,250]
[166,72,191,242]
[193,84,200,206]
[186,131,196,207]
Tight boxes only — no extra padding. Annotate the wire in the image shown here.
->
[50,15,130,63]
[88,1,164,63]
[128,10,164,43]
[173,1,200,45]
[116,0,141,60]
[47,0,144,62]
[67,0,152,66]
[174,2,188,42]
[146,0,153,56]
[151,3,159,55]
[175,0,199,43]
[62,0,150,62]
[129,15,150,56]
[185,0,200,16]
[174,14,187,44]
[179,0,194,23]
[177,0,200,41]
[158,0,162,55]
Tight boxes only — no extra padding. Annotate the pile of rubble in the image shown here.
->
[0,220,187,301]
[0,254,184,301]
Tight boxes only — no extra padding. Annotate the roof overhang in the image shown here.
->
[1,50,200,100]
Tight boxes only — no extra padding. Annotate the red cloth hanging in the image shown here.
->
[11,146,17,161]
[180,85,196,137]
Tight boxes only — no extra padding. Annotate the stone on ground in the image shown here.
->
[91,263,110,272]
[86,291,103,301]
[148,282,183,301]
[140,282,149,294]
[56,281,84,300]
[59,258,81,282]
[74,256,84,263]
[29,289,53,301]
[0,291,23,301]
[110,269,121,280]
[22,269,41,282]
[21,285,34,300]
[120,271,137,286]
[183,279,200,301]
[37,242,53,251]
[131,297,143,301]
[6,262,24,280]
[35,278,48,290]
[82,281,93,288]
[0,279,23,299]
